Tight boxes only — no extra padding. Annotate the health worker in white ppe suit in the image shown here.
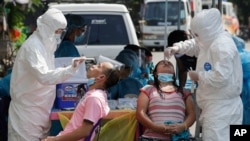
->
[165,8,243,141]
[8,8,86,141]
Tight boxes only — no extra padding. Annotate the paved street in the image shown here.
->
[151,41,250,137]
[246,41,250,50]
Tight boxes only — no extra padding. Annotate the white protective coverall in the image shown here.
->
[8,8,78,141]
[172,8,243,141]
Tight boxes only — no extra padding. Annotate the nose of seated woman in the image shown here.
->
[156,60,175,74]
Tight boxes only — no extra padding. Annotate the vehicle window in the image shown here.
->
[144,1,185,26]
[76,15,129,45]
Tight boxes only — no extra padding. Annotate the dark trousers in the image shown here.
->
[0,96,11,141]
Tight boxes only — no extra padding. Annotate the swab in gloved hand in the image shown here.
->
[164,46,179,59]
[72,56,86,68]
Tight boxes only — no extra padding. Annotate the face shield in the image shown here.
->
[64,14,86,44]
[98,55,124,71]
[140,47,153,68]
[74,25,87,45]
[138,49,146,67]
[55,28,67,49]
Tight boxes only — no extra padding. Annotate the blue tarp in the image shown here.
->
[239,49,250,125]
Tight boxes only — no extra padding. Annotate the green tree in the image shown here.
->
[5,0,43,49]
[0,0,44,76]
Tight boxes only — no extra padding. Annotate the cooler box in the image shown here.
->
[54,57,88,110]
[55,82,88,110]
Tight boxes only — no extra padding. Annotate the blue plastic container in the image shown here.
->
[55,83,87,110]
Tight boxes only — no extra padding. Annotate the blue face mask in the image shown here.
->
[87,78,95,86]
[74,32,85,45]
[157,73,173,83]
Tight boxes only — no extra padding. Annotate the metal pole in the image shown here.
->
[177,0,181,30]
[212,0,215,7]
[163,0,168,60]
[175,0,181,80]
[218,0,222,14]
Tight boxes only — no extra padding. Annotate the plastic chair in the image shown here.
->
[85,119,102,141]
[58,113,70,129]
[96,111,137,141]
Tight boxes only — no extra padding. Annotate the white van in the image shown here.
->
[139,0,191,51]
[50,3,139,61]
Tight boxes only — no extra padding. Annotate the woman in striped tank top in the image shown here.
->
[136,60,196,141]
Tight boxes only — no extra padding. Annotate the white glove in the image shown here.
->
[72,56,86,68]
[164,46,179,59]
[188,71,199,81]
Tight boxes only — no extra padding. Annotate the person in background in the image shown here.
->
[136,60,196,141]
[232,34,245,52]
[231,32,250,125]
[42,62,120,141]
[168,30,197,91]
[164,8,243,141]
[8,8,85,141]
[0,70,11,141]
[108,45,143,99]
[0,69,11,97]
[55,14,86,58]
[124,44,154,86]
[0,69,11,141]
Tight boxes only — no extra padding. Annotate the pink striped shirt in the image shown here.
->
[141,85,187,140]
[58,89,110,141]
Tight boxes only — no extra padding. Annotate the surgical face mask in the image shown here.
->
[74,32,85,45]
[87,77,95,86]
[157,73,173,83]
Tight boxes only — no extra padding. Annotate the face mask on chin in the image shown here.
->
[87,75,105,86]
[87,77,95,86]
[157,73,173,83]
